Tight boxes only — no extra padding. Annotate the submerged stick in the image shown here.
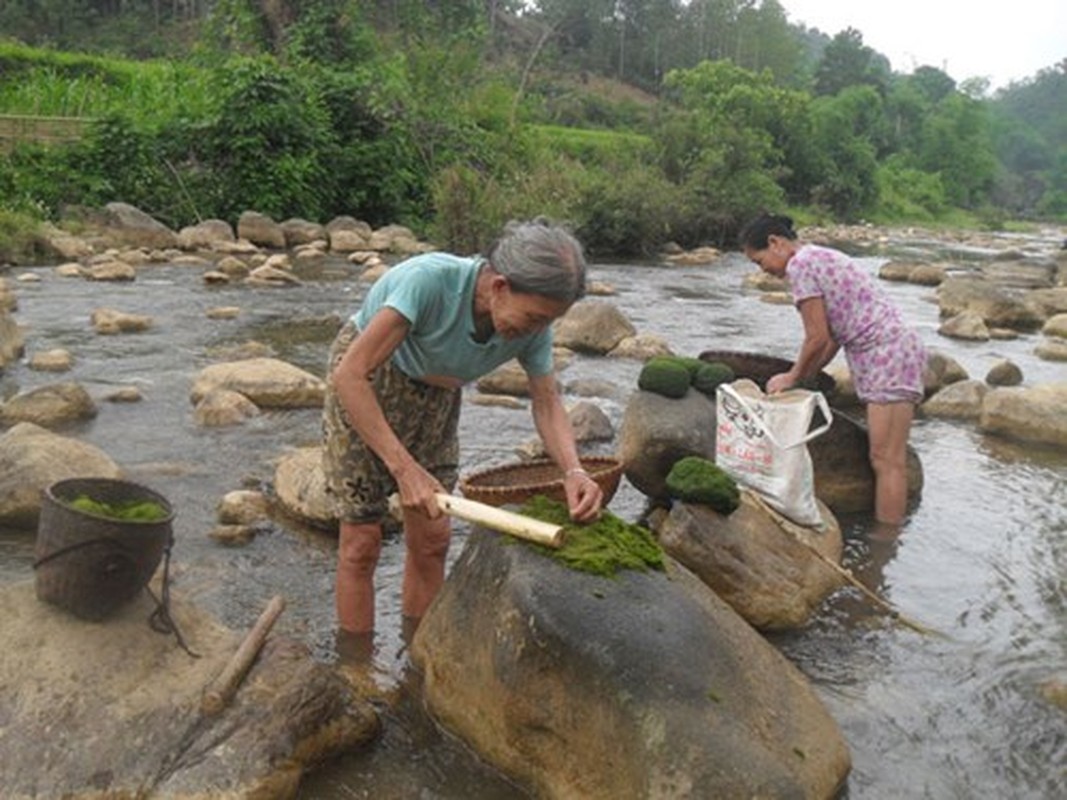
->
[750,493,948,639]
[201,594,286,716]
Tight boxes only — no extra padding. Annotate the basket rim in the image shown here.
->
[44,477,176,524]
[459,455,622,492]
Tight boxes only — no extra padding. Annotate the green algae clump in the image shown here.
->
[518,495,664,577]
[67,494,170,522]
[691,361,735,395]
[665,456,740,515]
[637,357,691,398]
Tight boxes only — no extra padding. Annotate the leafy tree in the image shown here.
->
[807,88,882,217]
[813,27,890,97]
[917,93,997,208]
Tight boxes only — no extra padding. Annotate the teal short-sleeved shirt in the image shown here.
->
[352,252,554,384]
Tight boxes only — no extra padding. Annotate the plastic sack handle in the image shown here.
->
[718,382,833,449]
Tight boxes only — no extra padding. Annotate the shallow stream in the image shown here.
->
[1,228,1065,798]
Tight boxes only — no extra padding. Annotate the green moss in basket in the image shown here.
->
[66,494,170,522]
[518,495,664,577]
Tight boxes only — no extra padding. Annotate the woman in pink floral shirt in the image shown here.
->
[740,213,926,527]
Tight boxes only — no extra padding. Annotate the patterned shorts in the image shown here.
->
[847,327,927,405]
[322,321,461,523]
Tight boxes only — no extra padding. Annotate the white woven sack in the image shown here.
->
[715,378,833,528]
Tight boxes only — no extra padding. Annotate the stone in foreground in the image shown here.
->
[411,529,850,799]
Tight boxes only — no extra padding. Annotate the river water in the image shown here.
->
[1,228,1065,798]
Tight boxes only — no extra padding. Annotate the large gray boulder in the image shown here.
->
[618,388,717,500]
[102,202,179,250]
[0,582,378,799]
[411,530,851,799]
[656,491,845,631]
[0,422,123,527]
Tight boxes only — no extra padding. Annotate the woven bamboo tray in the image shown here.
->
[459,455,623,507]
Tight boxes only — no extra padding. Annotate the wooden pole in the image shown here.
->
[201,594,286,716]
[435,493,565,549]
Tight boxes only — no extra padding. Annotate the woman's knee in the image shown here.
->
[405,516,452,561]
[339,522,383,575]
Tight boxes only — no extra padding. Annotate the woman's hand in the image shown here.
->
[767,371,795,394]
[394,461,446,519]
[563,468,604,522]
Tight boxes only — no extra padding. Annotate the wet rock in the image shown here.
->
[664,245,721,265]
[411,530,851,799]
[28,348,74,372]
[177,218,236,250]
[1042,312,1067,339]
[206,305,241,320]
[1034,339,1067,362]
[281,217,327,247]
[87,259,137,281]
[0,423,122,527]
[105,386,143,403]
[102,202,179,250]
[238,210,287,250]
[985,359,1023,387]
[618,388,717,500]
[656,491,845,630]
[922,379,988,419]
[247,264,303,287]
[939,310,990,341]
[0,311,26,368]
[91,307,153,334]
[937,277,1043,331]
[979,384,1067,447]
[0,381,97,428]
[468,393,525,409]
[552,299,637,354]
[923,349,970,396]
[217,489,271,525]
[273,446,335,531]
[190,358,326,409]
[824,362,858,407]
[608,332,673,359]
[193,388,261,427]
[0,582,378,798]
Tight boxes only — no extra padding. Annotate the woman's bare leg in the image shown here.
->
[401,509,451,624]
[336,520,383,634]
[867,401,915,525]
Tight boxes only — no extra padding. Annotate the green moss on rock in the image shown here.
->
[637,356,691,398]
[518,495,664,576]
[665,456,740,515]
[692,361,735,395]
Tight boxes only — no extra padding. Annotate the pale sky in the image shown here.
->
[781,0,1066,91]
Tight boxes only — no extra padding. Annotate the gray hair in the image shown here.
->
[486,217,587,303]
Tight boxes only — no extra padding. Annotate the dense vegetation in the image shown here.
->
[0,0,1064,260]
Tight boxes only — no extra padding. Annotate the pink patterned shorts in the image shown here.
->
[846,327,927,404]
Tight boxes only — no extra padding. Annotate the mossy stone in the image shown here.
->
[665,456,740,515]
[637,356,691,398]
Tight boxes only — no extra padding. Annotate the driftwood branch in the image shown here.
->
[201,594,286,716]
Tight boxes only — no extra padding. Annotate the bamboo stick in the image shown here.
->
[435,493,565,549]
[201,594,286,716]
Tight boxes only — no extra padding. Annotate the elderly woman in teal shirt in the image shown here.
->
[323,219,603,638]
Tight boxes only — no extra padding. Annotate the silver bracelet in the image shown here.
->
[565,467,590,479]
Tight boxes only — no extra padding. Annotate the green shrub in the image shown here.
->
[665,457,740,515]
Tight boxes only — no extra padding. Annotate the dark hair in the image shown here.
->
[486,217,587,303]
[739,213,798,250]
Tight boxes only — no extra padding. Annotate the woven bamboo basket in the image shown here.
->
[34,477,174,621]
[698,349,836,396]
[459,455,623,507]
